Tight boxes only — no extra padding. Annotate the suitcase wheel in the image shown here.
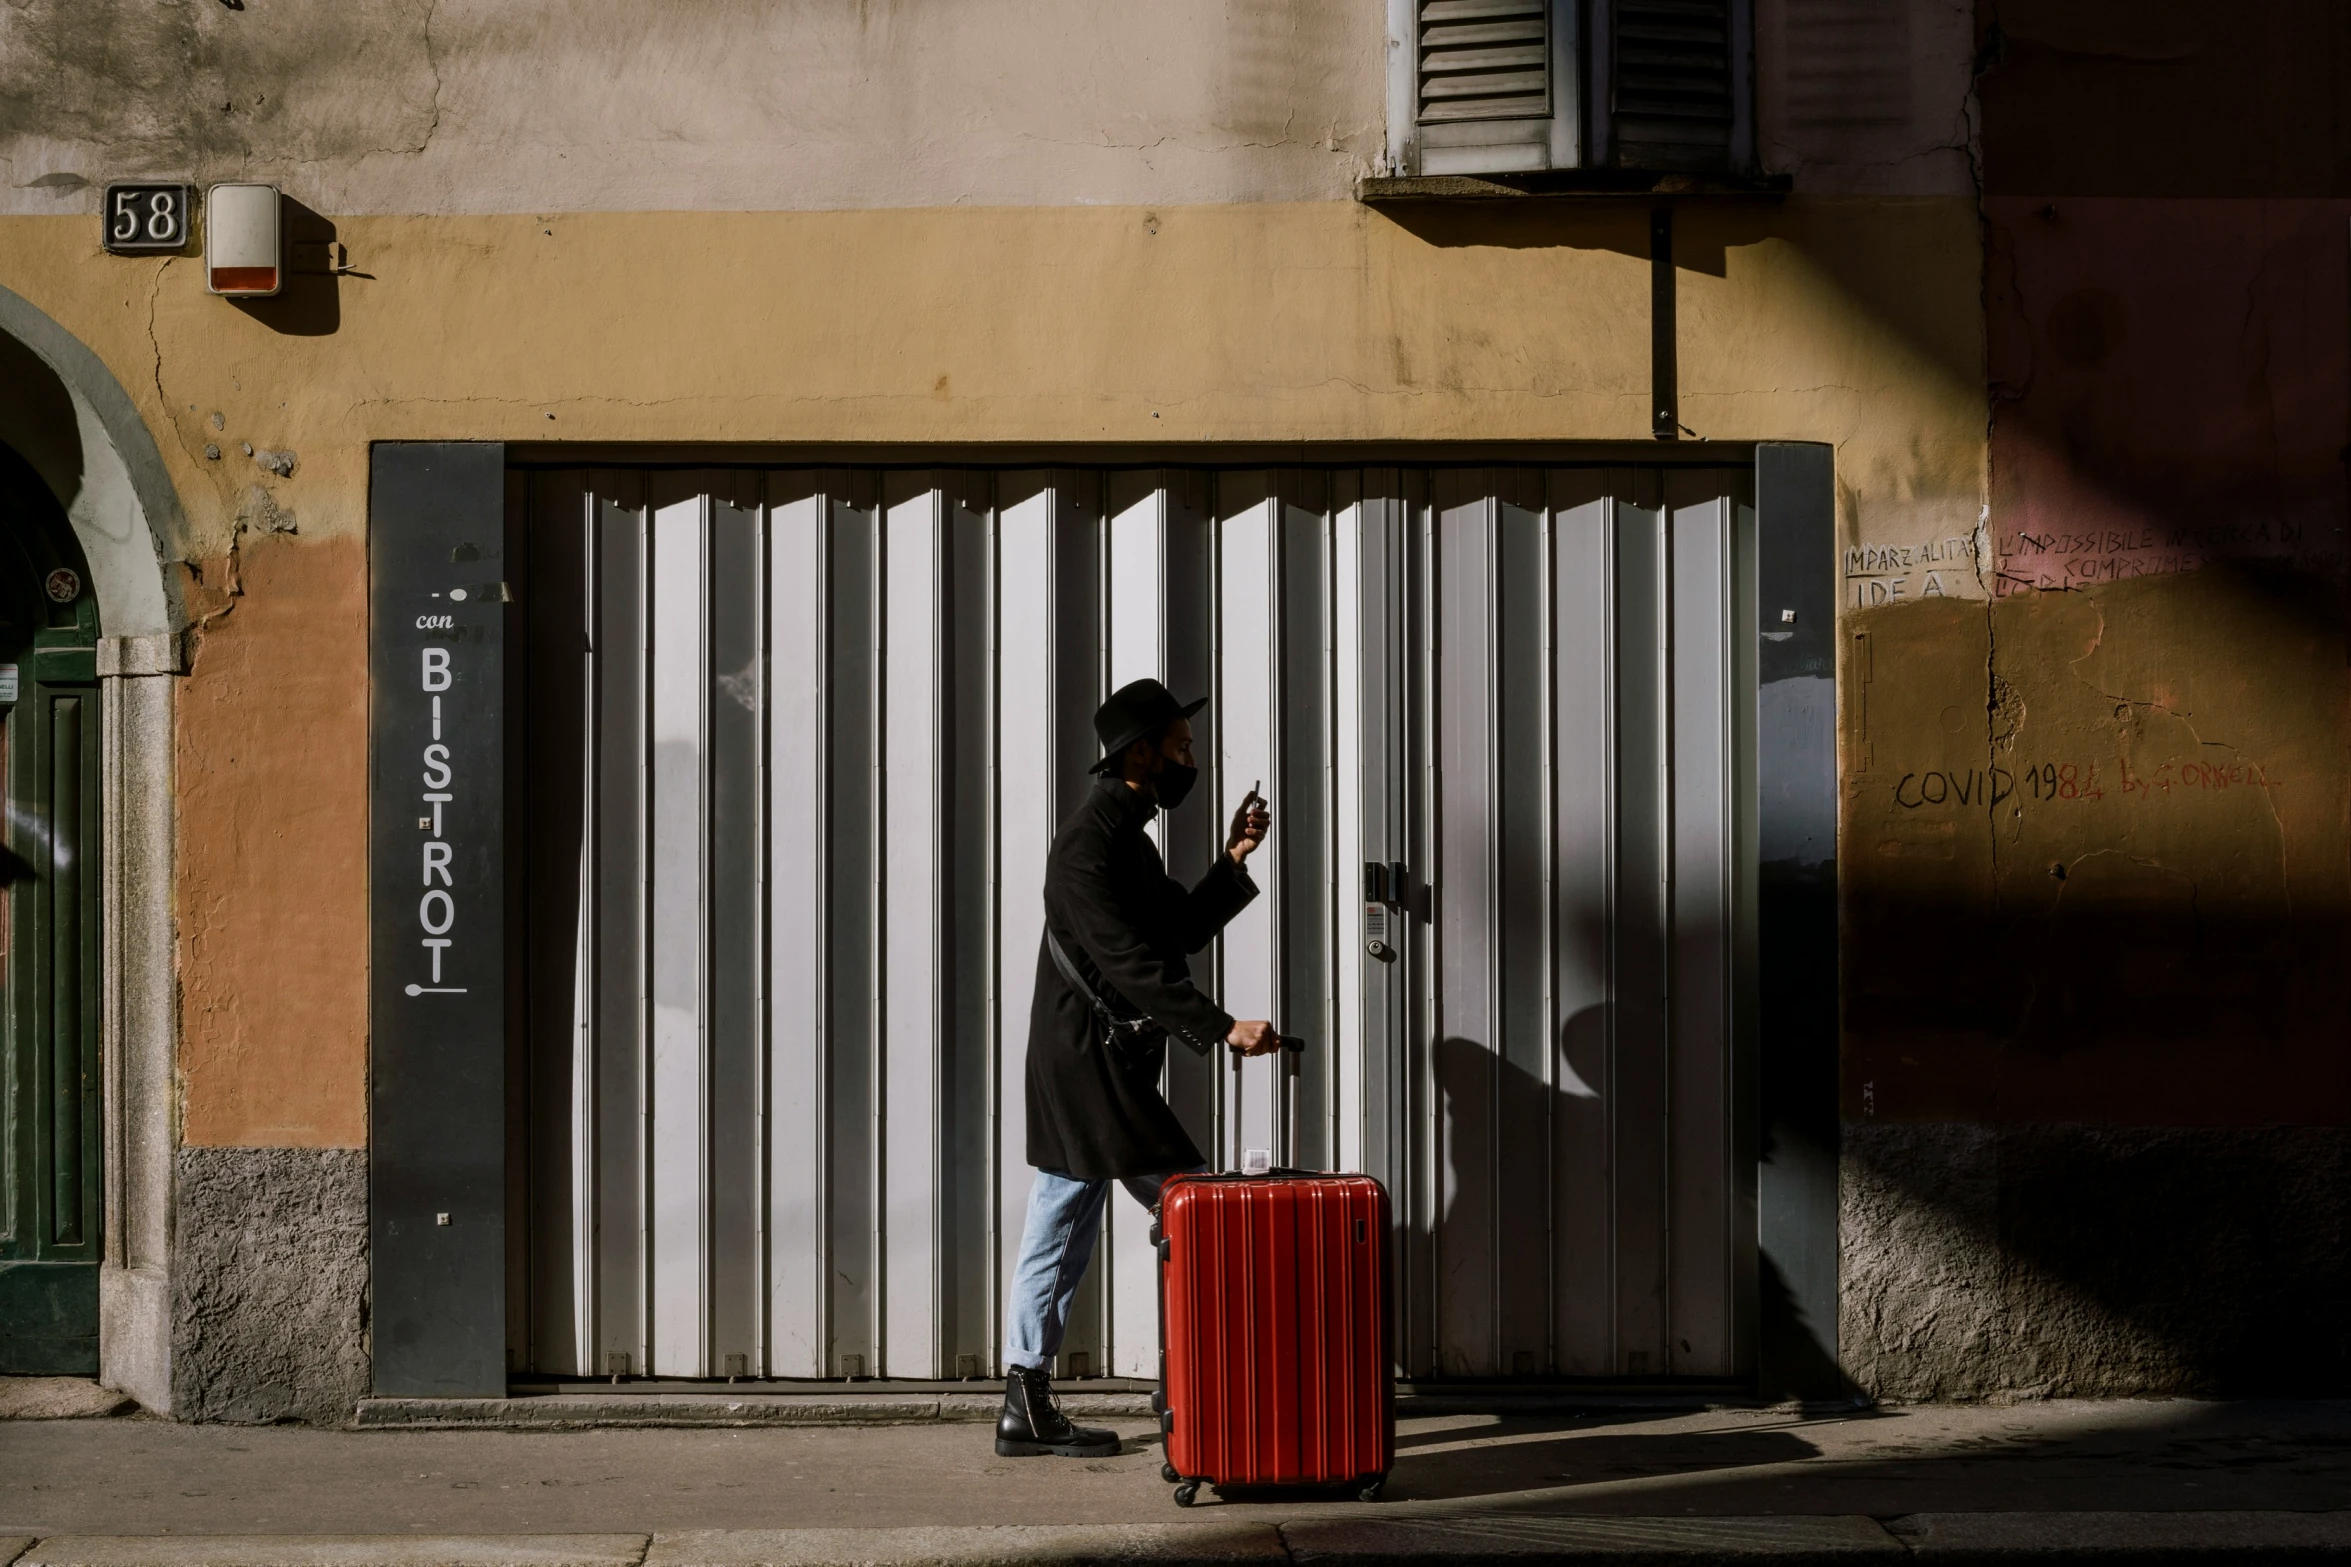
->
[1172,1480,1202,1507]
[1356,1477,1386,1503]
[1160,1462,1181,1484]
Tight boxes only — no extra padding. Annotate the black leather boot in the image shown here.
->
[995,1365,1121,1457]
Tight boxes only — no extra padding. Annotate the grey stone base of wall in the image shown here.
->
[1842,1121,2351,1399]
[171,1147,369,1425]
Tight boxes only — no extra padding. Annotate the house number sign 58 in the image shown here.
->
[103,183,191,254]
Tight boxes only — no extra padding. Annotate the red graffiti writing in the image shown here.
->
[2118,757,2282,796]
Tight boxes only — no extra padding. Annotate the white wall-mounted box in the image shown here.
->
[205,184,281,297]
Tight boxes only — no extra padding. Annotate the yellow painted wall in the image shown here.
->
[0,195,1984,1146]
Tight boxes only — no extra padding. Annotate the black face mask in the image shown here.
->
[1154,760,1199,810]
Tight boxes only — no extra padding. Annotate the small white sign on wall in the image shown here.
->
[0,664,17,703]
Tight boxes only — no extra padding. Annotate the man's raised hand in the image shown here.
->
[1226,788,1271,865]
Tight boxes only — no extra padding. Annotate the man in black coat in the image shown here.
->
[996,677,1277,1458]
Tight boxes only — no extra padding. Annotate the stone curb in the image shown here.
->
[1890,1511,2351,1559]
[9,1541,647,1567]
[1283,1515,1905,1563]
[352,1395,1155,1430]
[645,1524,1286,1565]
[10,1518,2350,1567]
[351,1391,1767,1431]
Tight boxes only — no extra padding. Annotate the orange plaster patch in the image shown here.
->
[177,532,368,1147]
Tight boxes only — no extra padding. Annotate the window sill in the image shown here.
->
[1359,171,1793,202]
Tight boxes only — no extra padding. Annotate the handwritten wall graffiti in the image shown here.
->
[1889,757,2280,810]
[2119,757,2281,796]
[1845,535,1977,607]
[1893,766,2010,809]
[1995,519,2327,596]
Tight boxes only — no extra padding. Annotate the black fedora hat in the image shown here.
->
[1088,678,1208,775]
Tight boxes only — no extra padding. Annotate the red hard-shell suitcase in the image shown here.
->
[1152,1171,1393,1505]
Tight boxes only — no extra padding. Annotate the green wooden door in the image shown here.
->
[0,443,103,1374]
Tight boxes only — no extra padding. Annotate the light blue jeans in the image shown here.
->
[1005,1166,1204,1372]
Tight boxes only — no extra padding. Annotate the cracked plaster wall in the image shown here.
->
[1839,18,2351,1090]
[0,0,1988,216]
[1839,214,2351,1382]
[1975,0,2351,201]
[0,0,1387,214]
[1755,0,1981,197]
[1836,0,2351,1397]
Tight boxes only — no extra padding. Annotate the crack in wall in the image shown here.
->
[1970,4,2005,923]
[417,0,442,158]
[144,260,170,440]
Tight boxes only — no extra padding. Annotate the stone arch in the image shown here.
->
[0,283,182,638]
[0,282,182,1412]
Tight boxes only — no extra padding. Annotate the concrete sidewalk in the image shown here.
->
[5,1399,2350,1562]
[9,1515,2351,1565]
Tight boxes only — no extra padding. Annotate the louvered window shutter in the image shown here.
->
[1383,0,1753,178]
[1396,0,1577,175]
[1607,0,1743,170]
[1418,1,1550,126]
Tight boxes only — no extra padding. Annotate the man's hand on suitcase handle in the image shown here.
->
[1226,1020,1306,1056]
[1227,1019,1280,1056]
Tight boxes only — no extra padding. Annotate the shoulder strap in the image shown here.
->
[1045,924,1139,1034]
[1044,924,1217,1059]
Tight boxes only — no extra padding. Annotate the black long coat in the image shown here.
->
[1026,778,1258,1180]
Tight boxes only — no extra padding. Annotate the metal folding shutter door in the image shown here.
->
[519,465,1754,1384]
